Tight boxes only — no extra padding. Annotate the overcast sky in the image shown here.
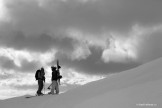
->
[0,0,162,99]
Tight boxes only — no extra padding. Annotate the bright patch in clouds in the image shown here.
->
[67,28,138,63]
[0,47,56,67]
[102,24,162,63]
[102,34,138,63]
[61,68,105,85]
[71,43,91,61]
[0,70,35,86]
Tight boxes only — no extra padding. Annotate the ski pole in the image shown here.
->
[47,83,52,89]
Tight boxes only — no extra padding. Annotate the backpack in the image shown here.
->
[35,70,40,80]
[57,70,62,79]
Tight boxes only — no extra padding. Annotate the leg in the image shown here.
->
[50,81,56,94]
[58,79,60,85]
[40,80,43,94]
[37,81,39,95]
[55,81,59,94]
[37,80,42,95]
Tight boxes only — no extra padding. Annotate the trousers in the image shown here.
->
[51,80,59,94]
[37,80,43,94]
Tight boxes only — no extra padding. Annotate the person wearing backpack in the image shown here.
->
[48,66,59,95]
[35,68,45,96]
[47,60,62,89]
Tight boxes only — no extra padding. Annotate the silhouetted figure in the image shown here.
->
[48,66,59,94]
[36,67,45,96]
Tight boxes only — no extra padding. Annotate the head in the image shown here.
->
[51,66,56,71]
[41,67,44,71]
[41,67,45,75]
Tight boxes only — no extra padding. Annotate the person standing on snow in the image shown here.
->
[37,67,45,96]
[48,66,59,95]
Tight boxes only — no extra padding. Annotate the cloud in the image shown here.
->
[0,30,74,52]
[1,0,162,59]
[101,35,137,63]
[0,47,57,72]
[2,0,162,36]
[0,0,162,75]
[0,56,16,70]
[0,53,38,72]
[54,47,140,75]
[134,25,162,63]
[0,69,35,86]
[60,68,105,85]
[101,24,162,64]
[54,24,162,74]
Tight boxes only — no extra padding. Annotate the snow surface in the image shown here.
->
[1,58,162,108]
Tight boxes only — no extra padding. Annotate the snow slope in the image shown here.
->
[1,58,162,108]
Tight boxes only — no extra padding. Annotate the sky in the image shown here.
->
[0,0,162,99]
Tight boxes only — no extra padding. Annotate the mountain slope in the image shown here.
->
[1,58,162,108]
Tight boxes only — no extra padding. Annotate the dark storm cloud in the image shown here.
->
[0,31,74,52]
[138,31,162,63]
[0,0,162,75]
[48,0,162,32]
[1,0,162,52]
[3,0,162,36]
[17,59,38,72]
[54,47,141,75]
[0,56,37,72]
[95,0,162,31]
[0,56,16,70]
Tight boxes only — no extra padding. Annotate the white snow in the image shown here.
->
[1,58,162,108]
